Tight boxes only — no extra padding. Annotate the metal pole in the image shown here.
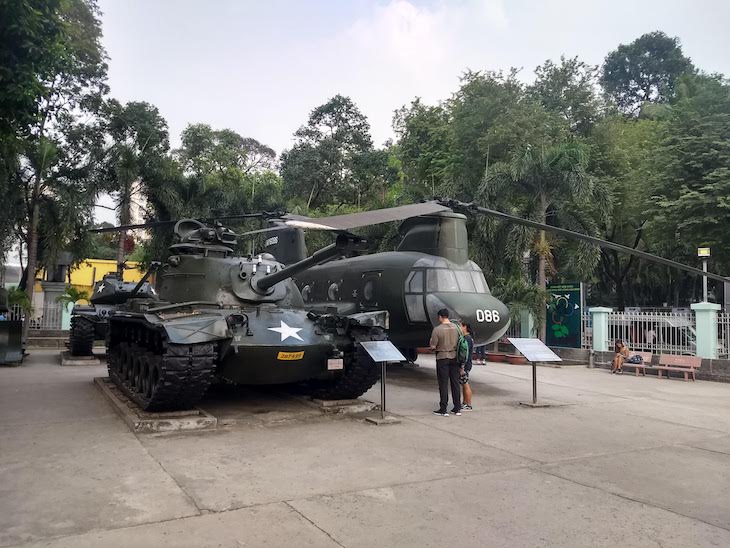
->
[380,361,386,419]
[532,361,537,404]
[703,258,708,302]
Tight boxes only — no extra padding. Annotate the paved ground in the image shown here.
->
[2,350,730,547]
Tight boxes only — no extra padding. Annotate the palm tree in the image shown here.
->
[56,286,90,307]
[485,142,597,340]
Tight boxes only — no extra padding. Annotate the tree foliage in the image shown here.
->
[601,31,694,114]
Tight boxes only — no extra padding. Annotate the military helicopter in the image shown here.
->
[257,203,509,361]
[242,198,728,362]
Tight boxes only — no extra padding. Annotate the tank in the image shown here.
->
[68,273,156,356]
[106,219,388,411]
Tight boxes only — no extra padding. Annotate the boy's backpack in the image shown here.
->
[451,321,469,366]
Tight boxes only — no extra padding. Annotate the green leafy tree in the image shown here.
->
[281,95,374,209]
[7,0,107,313]
[97,100,169,275]
[529,56,601,135]
[446,70,569,195]
[648,74,730,282]
[484,142,601,339]
[586,115,665,308]
[393,99,453,198]
[492,276,547,334]
[56,285,89,306]
[601,31,694,114]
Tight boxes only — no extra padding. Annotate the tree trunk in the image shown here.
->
[537,196,547,341]
[616,281,625,311]
[22,197,41,341]
[116,184,130,278]
[538,229,547,341]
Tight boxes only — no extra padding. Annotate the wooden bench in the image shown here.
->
[649,354,702,381]
[621,351,654,376]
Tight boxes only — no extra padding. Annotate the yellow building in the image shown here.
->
[33,259,147,304]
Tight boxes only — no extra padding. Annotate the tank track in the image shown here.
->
[69,316,95,356]
[312,326,387,400]
[107,324,217,412]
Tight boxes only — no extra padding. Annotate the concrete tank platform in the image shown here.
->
[93,377,218,433]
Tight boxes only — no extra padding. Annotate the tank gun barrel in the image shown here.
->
[254,233,366,292]
[129,262,161,298]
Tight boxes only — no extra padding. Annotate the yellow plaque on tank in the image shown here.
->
[277,351,304,361]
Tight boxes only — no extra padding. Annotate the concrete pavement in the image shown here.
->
[1,350,729,547]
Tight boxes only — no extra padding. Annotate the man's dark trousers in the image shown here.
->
[436,358,461,412]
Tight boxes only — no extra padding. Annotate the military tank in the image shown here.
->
[68,273,156,356]
[106,219,387,411]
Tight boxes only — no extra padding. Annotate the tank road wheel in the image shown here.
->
[131,353,144,392]
[108,335,217,412]
[69,316,95,356]
[312,327,388,400]
[120,343,134,382]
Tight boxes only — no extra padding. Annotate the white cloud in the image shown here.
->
[283,0,510,148]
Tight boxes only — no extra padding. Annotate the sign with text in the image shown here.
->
[545,282,582,348]
[360,341,407,363]
[508,338,562,362]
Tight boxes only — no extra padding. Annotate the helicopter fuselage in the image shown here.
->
[295,251,510,349]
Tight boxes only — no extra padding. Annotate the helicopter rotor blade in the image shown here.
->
[279,201,450,231]
[89,220,176,233]
[442,199,729,284]
[89,212,280,234]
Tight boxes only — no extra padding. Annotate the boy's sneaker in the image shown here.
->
[462,404,473,411]
[451,408,462,416]
[432,410,449,417]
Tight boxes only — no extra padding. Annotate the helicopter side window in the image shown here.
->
[455,270,476,293]
[405,295,427,322]
[405,271,423,293]
[427,269,459,292]
[471,271,489,293]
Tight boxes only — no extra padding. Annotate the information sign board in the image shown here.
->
[545,282,582,348]
[508,338,562,362]
[360,341,406,363]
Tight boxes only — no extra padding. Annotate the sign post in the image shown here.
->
[698,247,710,302]
[508,338,562,407]
[359,341,406,424]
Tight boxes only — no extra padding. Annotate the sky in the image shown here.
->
[98,0,730,156]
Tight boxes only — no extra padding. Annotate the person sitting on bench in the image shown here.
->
[611,339,629,374]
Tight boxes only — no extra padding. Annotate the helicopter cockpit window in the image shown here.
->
[455,270,476,293]
[405,270,423,293]
[471,271,489,293]
[427,269,459,292]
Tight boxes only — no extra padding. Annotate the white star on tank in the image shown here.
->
[267,320,304,342]
[97,283,106,293]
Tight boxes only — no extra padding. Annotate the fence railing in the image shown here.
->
[581,312,591,349]
[719,312,730,359]
[604,311,695,355]
[505,316,521,339]
[7,303,66,330]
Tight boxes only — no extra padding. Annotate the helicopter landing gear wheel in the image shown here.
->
[69,316,95,356]
[311,327,388,400]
